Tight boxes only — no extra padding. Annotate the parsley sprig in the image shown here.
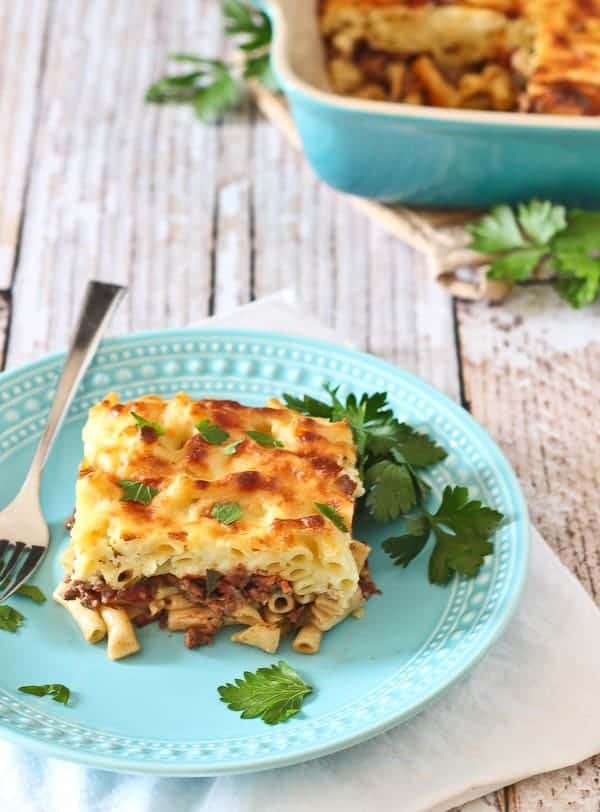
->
[468,200,600,308]
[384,486,503,584]
[19,684,71,705]
[284,385,502,583]
[145,0,276,121]
[218,661,312,724]
[0,605,25,633]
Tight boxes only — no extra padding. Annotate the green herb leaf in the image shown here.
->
[244,54,277,89]
[282,393,333,419]
[16,585,46,604]
[389,424,447,468]
[364,461,417,522]
[218,660,312,725]
[119,480,159,506]
[18,684,70,705]
[314,502,348,533]
[211,501,242,525]
[517,200,567,245]
[0,605,25,633]
[245,430,283,448]
[383,516,431,568]
[205,569,222,597]
[131,411,165,436]
[196,419,230,445]
[487,247,547,281]
[468,205,526,253]
[193,63,241,121]
[551,210,600,308]
[426,486,503,584]
[223,0,272,51]
[223,439,243,455]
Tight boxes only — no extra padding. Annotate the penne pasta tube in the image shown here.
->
[163,594,194,611]
[292,623,322,655]
[266,591,296,614]
[154,585,180,600]
[53,584,106,644]
[100,606,141,660]
[167,607,218,631]
[230,623,281,654]
[229,605,263,626]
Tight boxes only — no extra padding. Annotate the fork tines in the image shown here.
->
[0,541,45,601]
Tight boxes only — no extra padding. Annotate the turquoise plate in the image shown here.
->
[0,328,529,775]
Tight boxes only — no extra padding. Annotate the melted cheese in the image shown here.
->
[65,392,363,603]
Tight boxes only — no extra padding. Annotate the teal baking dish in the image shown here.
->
[259,0,600,208]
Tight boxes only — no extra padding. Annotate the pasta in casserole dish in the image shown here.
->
[55,392,377,660]
[319,0,600,114]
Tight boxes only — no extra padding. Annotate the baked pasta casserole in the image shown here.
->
[55,392,377,660]
[320,0,600,114]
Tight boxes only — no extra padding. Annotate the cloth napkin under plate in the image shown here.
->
[2,292,600,812]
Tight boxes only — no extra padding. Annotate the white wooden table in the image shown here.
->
[2,2,600,809]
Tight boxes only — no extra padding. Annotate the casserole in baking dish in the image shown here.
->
[259,0,600,207]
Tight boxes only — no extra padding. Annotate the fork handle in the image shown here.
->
[21,281,127,493]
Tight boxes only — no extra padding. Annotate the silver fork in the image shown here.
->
[0,280,127,602]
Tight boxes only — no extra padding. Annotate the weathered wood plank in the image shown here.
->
[507,757,600,810]
[456,795,507,812]
[0,0,49,287]
[457,285,600,808]
[6,0,223,365]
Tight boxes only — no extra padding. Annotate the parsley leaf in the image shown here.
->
[18,684,70,705]
[223,439,243,455]
[196,419,230,445]
[388,423,447,468]
[282,393,333,419]
[16,585,46,604]
[364,461,418,522]
[382,516,431,568]
[469,200,567,283]
[468,205,527,253]
[212,501,242,525]
[146,57,240,121]
[119,480,159,506]
[224,0,272,51]
[551,211,600,308]
[218,660,312,725]
[517,199,567,245]
[427,486,503,584]
[245,430,283,448]
[383,486,503,583]
[131,411,165,436]
[0,605,24,633]
[314,502,348,533]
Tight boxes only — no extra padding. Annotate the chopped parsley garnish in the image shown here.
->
[16,585,46,604]
[284,385,504,585]
[314,503,348,533]
[468,200,600,308]
[222,439,243,455]
[196,419,230,445]
[0,606,25,633]
[211,501,242,525]
[119,480,159,506]
[131,411,165,435]
[218,661,312,725]
[245,430,283,448]
[19,684,70,706]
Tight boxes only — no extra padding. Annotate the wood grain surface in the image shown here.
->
[1,2,598,809]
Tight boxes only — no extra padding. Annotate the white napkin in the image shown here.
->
[3,292,600,812]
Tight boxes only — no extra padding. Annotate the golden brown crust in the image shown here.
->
[319,0,600,115]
